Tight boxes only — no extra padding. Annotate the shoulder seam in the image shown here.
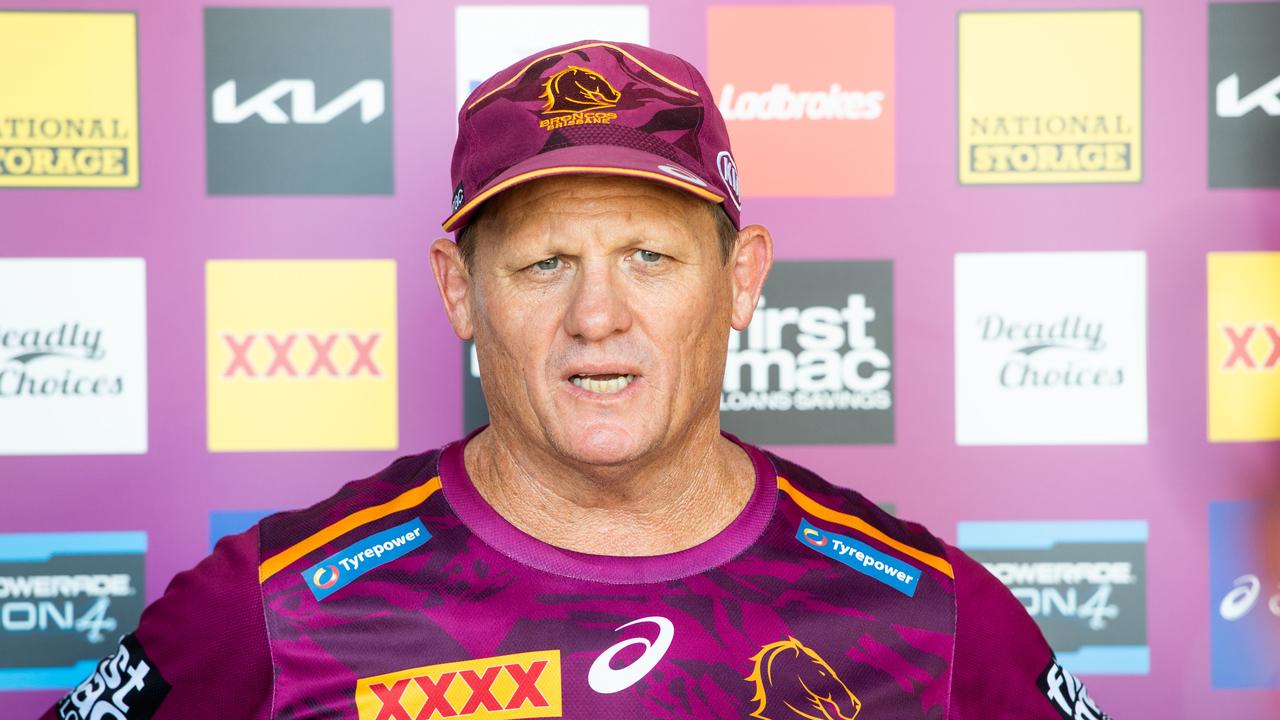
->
[257,475,442,583]
[777,476,955,578]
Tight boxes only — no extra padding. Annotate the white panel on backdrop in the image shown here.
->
[0,258,148,454]
[454,5,649,110]
[954,252,1148,446]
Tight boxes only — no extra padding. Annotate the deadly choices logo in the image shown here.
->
[1210,501,1280,688]
[1209,2,1280,188]
[204,7,392,194]
[0,531,146,690]
[958,520,1149,675]
[462,261,893,444]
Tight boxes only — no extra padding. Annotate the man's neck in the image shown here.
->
[462,422,756,556]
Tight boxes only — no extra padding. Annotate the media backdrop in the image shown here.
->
[1,0,1278,717]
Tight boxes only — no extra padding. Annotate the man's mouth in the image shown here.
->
[569,373,636,395]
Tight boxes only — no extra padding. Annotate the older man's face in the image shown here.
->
[457,175,746,467]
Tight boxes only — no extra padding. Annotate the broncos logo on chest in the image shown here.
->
[746,637,862,720]
[540,65,622,116]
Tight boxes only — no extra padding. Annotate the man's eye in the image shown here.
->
[634,249,663,263]
[533,257,560,271]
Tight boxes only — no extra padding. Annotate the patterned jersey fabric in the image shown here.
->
[44,433,1111,720]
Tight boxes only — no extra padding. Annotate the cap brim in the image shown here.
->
[442,144,725,233]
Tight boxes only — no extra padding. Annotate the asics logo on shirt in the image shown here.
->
[588,616,675,694]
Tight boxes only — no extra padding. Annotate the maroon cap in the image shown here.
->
[443,39,742,233]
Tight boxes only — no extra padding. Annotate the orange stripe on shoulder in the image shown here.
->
[777,476,955,579]
[258,476,442,584]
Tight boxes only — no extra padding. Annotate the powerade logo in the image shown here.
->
[302,519,429,601]
[0,531,146,690]
[958,520,1148,674]
[796,518,919,597]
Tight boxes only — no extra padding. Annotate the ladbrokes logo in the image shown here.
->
[708,6,894,197]
[0,531,147,689]
[746,637,861,720]
[204,8,392,195]
[955,252,1148,446]
[0,259,147,455]
[206,260,397,452]
[958,11,1142,184]
[1208,253,1280,441]
[959,520,1149,675]
[1210,3,1280,187]
[355,650,562,720]
[0,11,139,188]
[537,66,621,131]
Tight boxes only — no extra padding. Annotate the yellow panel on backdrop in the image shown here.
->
[206,260,398,452]
[958,10,1142,185]
[0,11,139,188]
[1208,253,1280,442]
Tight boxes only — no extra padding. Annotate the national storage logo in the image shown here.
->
[1207,253,1280,442]
[465,261,894,443]
[955,252,1148,446]
[0,531,146,690]
[708,5,894,197]
[958,10,1142,185]
[206,260,398,451]
[356,649,562,720]
[1209,2,1280,188]
[0,259,148,455]
[958,520,1149,675]
[204,8,393,195]
[0,11,139,188]
[1210,501,1280,688]
[454,5,649,110]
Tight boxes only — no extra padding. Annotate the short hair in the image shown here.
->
[455,199,738,270]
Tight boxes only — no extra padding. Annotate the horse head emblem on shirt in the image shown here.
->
[746,637,862,720]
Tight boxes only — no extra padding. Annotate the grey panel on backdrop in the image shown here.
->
[965,542,1148,655]
[719,261,895,445]
[205,8,393,195]
[1209,3,1280,188]
[0,553,145,669]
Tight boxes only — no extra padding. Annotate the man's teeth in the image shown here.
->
[570,374,635,394]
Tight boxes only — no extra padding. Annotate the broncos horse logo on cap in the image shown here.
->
[746,637,862,720]
[540,65,622,116]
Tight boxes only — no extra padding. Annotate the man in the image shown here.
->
[44,41,1111,720]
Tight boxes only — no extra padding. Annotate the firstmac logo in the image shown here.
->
[301,519,429,601]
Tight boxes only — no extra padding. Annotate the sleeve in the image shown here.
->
[39,527,272,720]
[945,544,1113,720]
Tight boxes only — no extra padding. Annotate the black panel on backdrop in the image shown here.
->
[204,8,393,195]
[1209,2,1280,188]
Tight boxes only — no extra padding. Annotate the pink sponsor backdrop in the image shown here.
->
[2,0,1278,717]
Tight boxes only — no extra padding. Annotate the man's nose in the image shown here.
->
[561,262,633,341]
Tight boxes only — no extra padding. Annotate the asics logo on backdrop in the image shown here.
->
[588,616,675,694]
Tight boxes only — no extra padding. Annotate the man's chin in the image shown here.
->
[548,422,658,468]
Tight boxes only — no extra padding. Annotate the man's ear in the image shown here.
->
[429,238,474,340]
[728,224,774,332]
